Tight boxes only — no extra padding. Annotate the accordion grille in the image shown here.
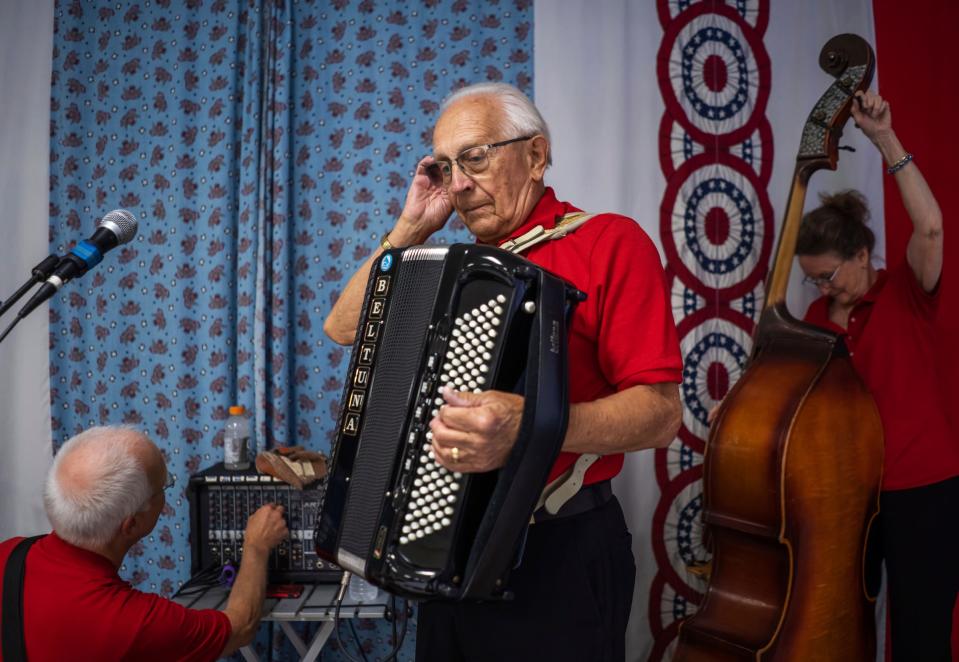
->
[337,257,444,563]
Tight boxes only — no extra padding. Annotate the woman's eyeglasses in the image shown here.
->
[802,260,845,287]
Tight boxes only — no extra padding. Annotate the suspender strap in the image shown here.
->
[2,535,45,662]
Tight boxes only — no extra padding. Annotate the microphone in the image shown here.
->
[17,210,138,319]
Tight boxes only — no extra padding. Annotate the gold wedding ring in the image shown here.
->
[451,446,460,462]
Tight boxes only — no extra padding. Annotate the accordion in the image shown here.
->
[314,244,584,600]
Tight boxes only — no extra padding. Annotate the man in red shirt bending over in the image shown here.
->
[0,426,288,661]
[324,82,684,662]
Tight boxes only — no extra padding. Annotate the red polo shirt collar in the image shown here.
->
[806,268,888,333]
[493,187,579,247]
[46,531,118,576]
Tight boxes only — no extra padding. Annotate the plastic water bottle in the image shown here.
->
[348,574,379,602]
[223,405,251,470]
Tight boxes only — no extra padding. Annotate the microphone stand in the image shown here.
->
[0,254,61,344]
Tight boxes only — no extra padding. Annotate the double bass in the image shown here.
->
[674,34,884,661]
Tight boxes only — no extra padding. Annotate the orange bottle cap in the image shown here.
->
[228,405,246,415]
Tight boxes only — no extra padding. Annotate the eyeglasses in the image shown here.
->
[802,260,845,287]
[428,135,535,187]
[145,469,175,508]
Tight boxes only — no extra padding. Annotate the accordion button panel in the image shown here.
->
[395,293,511,570]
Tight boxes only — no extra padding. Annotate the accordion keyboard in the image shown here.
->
[399,294,507,548]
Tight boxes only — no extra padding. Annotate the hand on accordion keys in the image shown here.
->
[428,386,525,473]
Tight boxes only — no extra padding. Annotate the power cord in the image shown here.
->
[379,595,412,662]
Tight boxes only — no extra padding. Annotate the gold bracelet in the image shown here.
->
[380,233,394,251]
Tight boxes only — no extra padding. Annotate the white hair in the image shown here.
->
[441,82,553,165]
[43,426,155,549]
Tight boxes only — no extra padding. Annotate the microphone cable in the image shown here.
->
[0,255,60,320]
[0,255,62,344]
[333,572,366,662]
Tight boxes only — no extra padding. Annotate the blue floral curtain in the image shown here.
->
[48,0,532,658]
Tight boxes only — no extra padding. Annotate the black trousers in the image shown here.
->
[415,495,636,662]
[877,474,959,661]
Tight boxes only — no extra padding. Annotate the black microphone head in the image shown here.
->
[98,209,137,244]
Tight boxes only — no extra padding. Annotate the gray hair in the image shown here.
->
[43,426,155,549]
[441,82,552,166]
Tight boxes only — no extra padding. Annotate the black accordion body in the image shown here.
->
[314,244,584,600]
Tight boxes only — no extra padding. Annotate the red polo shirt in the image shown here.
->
[493,188,683,485]
[0,532,231,662]
[804,260,959,490]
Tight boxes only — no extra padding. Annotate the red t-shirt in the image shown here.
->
[804,260,959,490]
[493,188,683,485]
[0,532,231,662]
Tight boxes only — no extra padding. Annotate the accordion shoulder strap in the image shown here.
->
[499,211,604,516]
[498,212,597,255]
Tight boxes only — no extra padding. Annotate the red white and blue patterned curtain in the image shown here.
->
[650,2,774,657]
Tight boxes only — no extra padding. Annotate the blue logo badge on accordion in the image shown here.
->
[380,254,393,272]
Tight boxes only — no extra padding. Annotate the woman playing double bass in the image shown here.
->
[796,89,958,660]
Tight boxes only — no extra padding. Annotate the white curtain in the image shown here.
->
[535,1,882,659]
[0,0,56,538]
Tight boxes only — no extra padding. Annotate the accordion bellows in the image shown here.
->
[314,244,584,600]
